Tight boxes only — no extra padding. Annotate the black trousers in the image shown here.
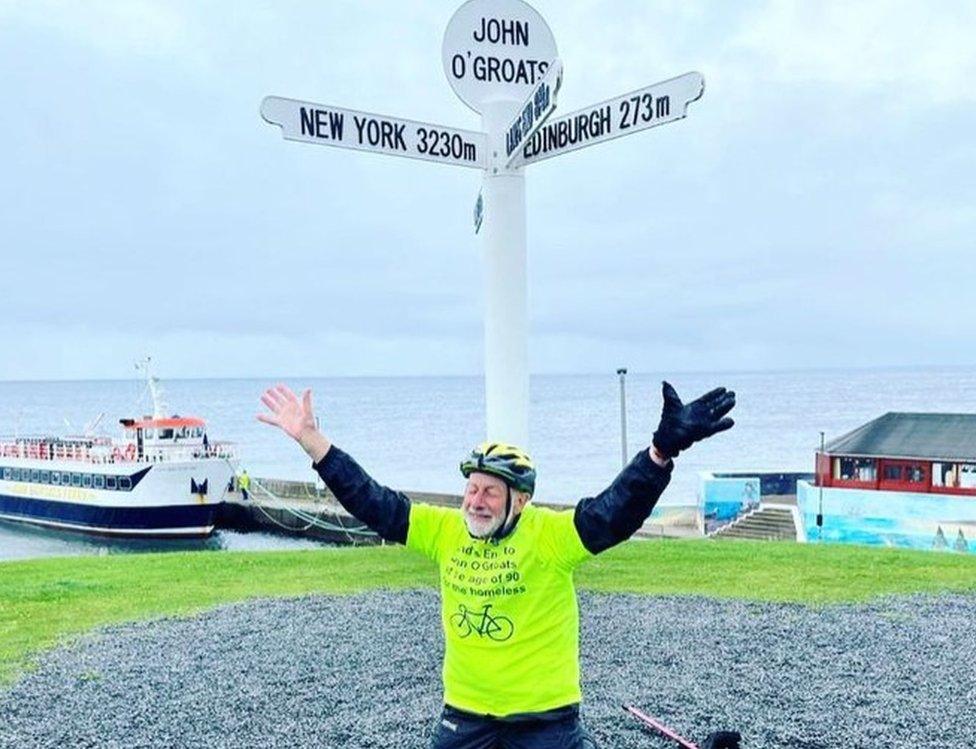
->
[430,705,598,749]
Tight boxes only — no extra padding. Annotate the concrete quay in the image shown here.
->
[218,477,701,545]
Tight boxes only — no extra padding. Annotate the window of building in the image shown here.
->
[960,464,976,489]
[933,462,957,487]
[938,463,976,488]
[881,462,928,484]
[884,465,902,481]
[836,457,876,481]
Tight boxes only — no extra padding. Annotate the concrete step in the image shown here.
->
[729,526,795,536]
[710,504,798,542]
[734,521,795,532]
[721,525,795,536]
[732,517,794,529]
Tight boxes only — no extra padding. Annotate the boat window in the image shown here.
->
[2,468,10,480]
[106,476,117,490]
[94,475,105,489]
[51,471,61,485]
[71,473,82,487]
[41,470,50,483]
[82,474,93,488]
[30,470,39,483]
[119,476,132,490]
[158,429,174,440]
[883,465,902,481]
[145,428,155,439]
[12,468,22,481]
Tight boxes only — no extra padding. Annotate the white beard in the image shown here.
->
[463,510,504,539]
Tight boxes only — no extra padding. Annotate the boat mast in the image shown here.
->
[136,357,167,419]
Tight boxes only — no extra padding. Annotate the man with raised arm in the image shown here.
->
[258,382,737,749]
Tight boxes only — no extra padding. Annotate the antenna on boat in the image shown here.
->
[135,356,167,418]
[85,412,105,436]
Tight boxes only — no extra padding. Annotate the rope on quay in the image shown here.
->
[248,475,374,542]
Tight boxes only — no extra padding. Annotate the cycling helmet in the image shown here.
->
[460,442,536,496]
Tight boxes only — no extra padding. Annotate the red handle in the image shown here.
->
[623,705,699,749]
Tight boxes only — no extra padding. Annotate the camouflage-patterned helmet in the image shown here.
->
[460,442,536,496]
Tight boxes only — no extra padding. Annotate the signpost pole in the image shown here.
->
[481,100,529,447]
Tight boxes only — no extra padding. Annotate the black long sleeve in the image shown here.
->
[573,448,673,554]
[312,446,411,544]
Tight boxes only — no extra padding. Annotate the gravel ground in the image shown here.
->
[2,590,975,748]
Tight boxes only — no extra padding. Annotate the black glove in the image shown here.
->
[701,730,742,749]
[652,381,736,459]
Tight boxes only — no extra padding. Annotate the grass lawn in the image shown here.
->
[2,539,976,686]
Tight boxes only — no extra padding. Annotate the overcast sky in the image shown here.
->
[1,0,974,381]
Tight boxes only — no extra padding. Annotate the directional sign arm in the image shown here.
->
[260,96,488,170]
[510,71,704,167]
[504,58,563,166]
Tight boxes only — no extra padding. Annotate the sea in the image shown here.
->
[3,367,976,561]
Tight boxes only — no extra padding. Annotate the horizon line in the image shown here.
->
[2,362,975,385]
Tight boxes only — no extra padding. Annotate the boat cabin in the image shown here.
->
[120,416,209,460]
[815,412,976,496]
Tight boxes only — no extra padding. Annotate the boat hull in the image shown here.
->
[0,458,233,538]
[0,494,220,537]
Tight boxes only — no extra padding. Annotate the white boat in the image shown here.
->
[0,364,235,538]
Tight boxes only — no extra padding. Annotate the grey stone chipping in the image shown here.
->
[2,590,974,748]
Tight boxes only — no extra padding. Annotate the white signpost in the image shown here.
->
[261,0,704,449]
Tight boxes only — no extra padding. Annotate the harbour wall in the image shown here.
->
[219,476,700,544]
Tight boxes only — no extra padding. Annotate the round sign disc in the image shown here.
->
[443,0,557,115]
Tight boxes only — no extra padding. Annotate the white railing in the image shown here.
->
[0,440,234,465]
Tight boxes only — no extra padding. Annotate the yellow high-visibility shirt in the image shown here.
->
[406,502,592,716]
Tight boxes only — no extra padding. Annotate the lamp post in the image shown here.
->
[817,430,825,541]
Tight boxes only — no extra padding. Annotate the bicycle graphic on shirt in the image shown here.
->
[449,603,515,642]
